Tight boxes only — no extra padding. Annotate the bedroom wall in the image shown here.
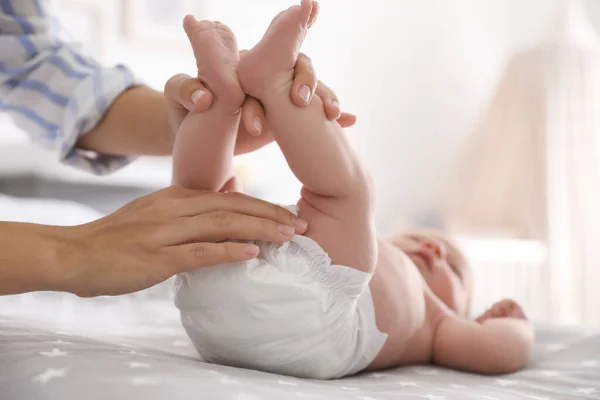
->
[201,0,600,234]
[2,0,599,234]
[119,0,600,234]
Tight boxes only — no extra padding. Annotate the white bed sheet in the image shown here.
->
[1,292,600,400]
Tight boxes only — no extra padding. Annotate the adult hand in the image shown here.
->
[56,186,308,297]
[164,52,357,155]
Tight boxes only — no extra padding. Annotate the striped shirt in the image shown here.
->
[0,0,144,174]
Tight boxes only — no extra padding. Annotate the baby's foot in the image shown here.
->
[183,15,245,113]
[237,0,319,100]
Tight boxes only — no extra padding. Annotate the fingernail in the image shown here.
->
[299,85,311,103]
[292,217,308,231]
[278,224,295,236]
[191,89,206,104]
[253,116,262,134]
[244,244,259,256]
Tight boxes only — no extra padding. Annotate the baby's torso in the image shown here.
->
[297,196,448,370]
[366,238,445,370]
[176,199,448,378]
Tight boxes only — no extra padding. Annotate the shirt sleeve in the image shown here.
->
[0,0,145,175]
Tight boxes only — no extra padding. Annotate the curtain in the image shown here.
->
[442,1,600,325]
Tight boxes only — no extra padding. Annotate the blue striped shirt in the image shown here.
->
[0,0,144,175]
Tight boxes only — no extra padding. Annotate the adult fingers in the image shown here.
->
[314,80,341,120]
[241,96,267,136]
[166,242,260,271]
[171,211,301,245]
[291,53,318,107]
[164,73,213,113]
[337,112,357,128]
[171,191,308,233]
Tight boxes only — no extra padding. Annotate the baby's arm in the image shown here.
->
[433,312,534,374]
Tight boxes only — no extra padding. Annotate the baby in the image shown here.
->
[173,0,534,379]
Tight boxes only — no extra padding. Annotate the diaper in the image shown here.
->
[173,206,388,379]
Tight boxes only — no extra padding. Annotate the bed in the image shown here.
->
[1,195,599,399]
[1,293,599,400]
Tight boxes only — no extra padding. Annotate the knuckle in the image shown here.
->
[298,52,312,65]
[223,243,238,260]
[192,244,209,263]
[164,185,182,197]
[164,73,190,92]
[223,191,247,204]
[183,77,204,95]
[210,211,233,228]
[260,215,275,232]
[274,205,290,223]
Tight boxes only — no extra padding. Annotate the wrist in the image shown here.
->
[76,86,174,157]
[0,222,78,295]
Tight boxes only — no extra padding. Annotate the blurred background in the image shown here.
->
[1,0,600,326]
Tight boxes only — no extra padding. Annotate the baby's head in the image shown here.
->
[389,227,473,317]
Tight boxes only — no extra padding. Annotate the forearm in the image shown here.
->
[433,315,534,374]
[76,86,174,157]
[480,318,535,369]
[0,222,71,295]
[262,85,366,198]
[171,104,241,191]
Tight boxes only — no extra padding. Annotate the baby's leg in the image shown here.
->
[238,0,376,272]
[172,16,245,192]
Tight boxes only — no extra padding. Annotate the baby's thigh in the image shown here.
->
[297,195,376,274]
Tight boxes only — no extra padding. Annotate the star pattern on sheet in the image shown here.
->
[416,368,439,376]
[39,348,68,357]
[127,362,152,369]
[421,395,446,400]
[277,379,298,387]
[33,368,67,384]
[368,372,391,379]
[545,343,566,352]
[397,382,419,387]
[581,360,598,367]
[539,370,560,377]
[219,375,242,386]
[45,339,73,345]
[119,349,148,356]
[576,387,597,395]
[496,379,518,387]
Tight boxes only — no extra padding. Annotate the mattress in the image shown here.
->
[1,292,599,400]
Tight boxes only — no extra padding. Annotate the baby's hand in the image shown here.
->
[476,298,527,323]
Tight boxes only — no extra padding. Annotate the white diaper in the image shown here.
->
[174,206,388,379]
